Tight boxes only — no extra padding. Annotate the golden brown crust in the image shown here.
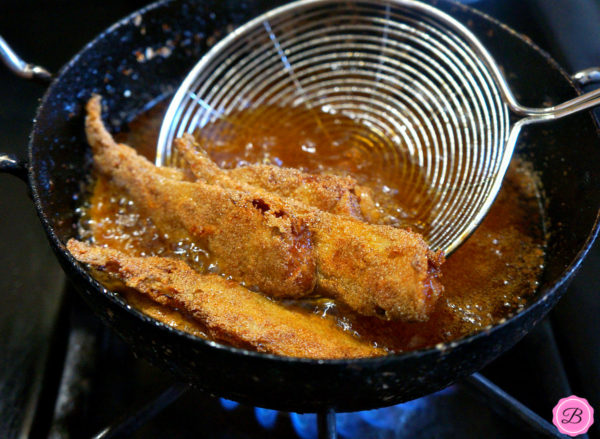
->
[67,240,383,359]
[176,134,381,222]
[85,96,444,321]
[86,96,317,299]
[174,134,445,321]
[85,96,186,182]
[313,215,445,321]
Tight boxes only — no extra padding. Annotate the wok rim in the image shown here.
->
[26,0,600,368]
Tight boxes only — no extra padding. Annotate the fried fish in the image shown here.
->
[68,240,383,359]
[85,95,444,321]
[175,134,382,222]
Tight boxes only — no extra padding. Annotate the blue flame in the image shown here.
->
[290,413,318,439]
[358,398,428,430]
[218,386,459,437]
[288,386,458,438]
[219,398,240,411]
[255,407,279,429]
[336,411,369,438]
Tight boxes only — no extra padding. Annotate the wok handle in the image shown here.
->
[0,35,52,82]
[0,35,52,182]
[0,153,27,181]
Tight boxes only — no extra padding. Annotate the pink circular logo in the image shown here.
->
[552,395,594,437]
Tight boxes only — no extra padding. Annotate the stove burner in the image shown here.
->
[16,282,590,439]
[43,288,571,439]
[289,389,449,439]
[83,371,567,439]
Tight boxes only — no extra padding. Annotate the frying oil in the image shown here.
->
[80,102,545,352]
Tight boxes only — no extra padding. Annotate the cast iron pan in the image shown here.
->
[0,0,599,413]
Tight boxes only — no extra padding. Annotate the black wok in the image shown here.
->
[1,0,599,414]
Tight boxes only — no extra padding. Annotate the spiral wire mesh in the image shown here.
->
[157,0,511,254]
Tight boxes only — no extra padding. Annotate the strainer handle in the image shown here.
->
[510,67,600,121]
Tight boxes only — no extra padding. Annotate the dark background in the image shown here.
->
[0,0,598,438]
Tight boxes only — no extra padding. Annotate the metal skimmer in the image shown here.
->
[157,0,600,255]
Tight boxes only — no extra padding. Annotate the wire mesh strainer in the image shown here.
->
[157,0,600,255]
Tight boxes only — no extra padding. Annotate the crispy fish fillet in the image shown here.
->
[67,240,383,359]
[174,135,444,320]
[175,134,382,222]
[86,95,444,321]
[85,107,186,182]
[86,96,316,299]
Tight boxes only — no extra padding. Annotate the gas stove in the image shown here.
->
[40,289,584,439]
[0,1,598,438]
